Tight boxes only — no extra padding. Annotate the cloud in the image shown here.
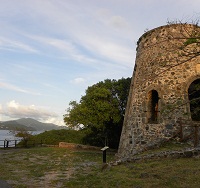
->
[109,16,129,29]
[14,2,134,68]
[26,34,131,74]
[44,117,65,126]
[26,35,101,64]
[0,1,135,71]
[0,37,38,53]
[2,100,58,121]
[70,77,86,84]
[97,9,130,28]
[76,35,134,67]
[0,80,41,95]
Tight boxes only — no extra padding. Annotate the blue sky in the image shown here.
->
[0,0,199,126]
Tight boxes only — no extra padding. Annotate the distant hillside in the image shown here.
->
[0,118,67,131]
[0,120,36,131]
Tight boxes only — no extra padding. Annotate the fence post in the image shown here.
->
[6,140,9,148]
[4,140,6,148]
[15,140,17,148]
[194,125,199,147]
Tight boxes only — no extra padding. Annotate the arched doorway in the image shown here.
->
[147,90,159,123]
[188,79,200,121]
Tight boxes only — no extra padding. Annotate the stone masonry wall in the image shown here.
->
[118,24,200,158]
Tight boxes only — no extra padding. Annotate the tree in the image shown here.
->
[64,77,131,148]
[10,128,33,147]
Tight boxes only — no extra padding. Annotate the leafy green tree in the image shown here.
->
[10,128,33,147]
[64,77,131,148]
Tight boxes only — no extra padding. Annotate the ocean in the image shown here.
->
[0,130,16,140]
[0,130,43,148]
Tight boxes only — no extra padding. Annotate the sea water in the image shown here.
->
[0,130,16,140]
[0,130,43,148]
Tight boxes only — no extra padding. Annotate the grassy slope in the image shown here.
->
[1,141,200,188]
[32,129,85,145]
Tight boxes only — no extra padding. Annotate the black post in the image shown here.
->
[101,146,109,163]
[103,150,107,163]
[15,140,17,148]
[6,140,9,148]
[4,140,6,148]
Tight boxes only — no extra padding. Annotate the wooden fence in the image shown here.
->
[0,139,43,148]
[176,118,200,147]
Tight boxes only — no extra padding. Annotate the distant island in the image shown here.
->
[0,118,67,131]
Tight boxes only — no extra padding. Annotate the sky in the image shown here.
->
[0,0,199,126]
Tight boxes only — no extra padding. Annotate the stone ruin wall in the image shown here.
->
[118,24,200,159]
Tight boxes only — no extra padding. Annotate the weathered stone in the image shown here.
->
[165,124,173,130]
[118,24,200,159]
[112,148,200,165]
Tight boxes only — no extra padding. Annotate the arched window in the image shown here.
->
[188,79,200,121]
[147,90,159,123]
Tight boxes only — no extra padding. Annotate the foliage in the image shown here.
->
[10,129,33,147]
[33,129,85,145]
[64,77,131,149]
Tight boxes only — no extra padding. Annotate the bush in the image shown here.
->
[32,129,85,145]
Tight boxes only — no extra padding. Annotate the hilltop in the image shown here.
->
[0,118,67,131]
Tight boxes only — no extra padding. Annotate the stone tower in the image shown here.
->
[118,24,200,158]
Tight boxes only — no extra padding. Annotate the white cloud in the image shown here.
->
[0,80,41,95]
[76,35,134,67]
[97,9,130,29]
[1,100,58,121]
[26,34,132,75]
[27,35,75,53]
[0,37,38,53]
[109,16,129,29]
[0,1,135,71]
[14,2,135,68]
[44,117,65,126]
[70,77,86,84]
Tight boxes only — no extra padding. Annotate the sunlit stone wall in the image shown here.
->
[118,24,200,158]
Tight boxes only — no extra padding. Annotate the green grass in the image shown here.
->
[1,143,200,188]
[32,129,86,145]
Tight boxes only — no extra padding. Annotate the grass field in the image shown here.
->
[1,143,200,188]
